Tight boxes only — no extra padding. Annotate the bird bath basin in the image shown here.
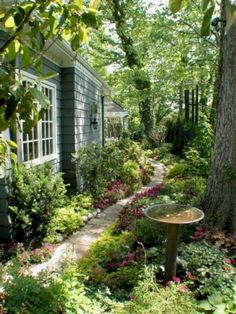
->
[144,204,204,281]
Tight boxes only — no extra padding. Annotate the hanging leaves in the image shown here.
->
[0,0,100,167]
[4,16,15,28]
[89,0,101,10]
[29,88,50,109]
[201,4,215,36]
[73,0,83,10]
[168,0,188,13]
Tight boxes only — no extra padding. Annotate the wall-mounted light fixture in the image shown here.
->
[90,102,98,130]
[91,117,98,129]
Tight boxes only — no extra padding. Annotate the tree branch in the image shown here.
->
[0,3,38,54]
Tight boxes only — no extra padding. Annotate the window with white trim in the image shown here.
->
[19,73,57,163]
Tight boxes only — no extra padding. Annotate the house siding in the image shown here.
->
[61,66,102,188]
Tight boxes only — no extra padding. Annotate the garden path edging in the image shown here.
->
[30,160,166,276]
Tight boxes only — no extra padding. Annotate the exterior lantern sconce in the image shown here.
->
[91,117,98,129]
[90,102,98,130]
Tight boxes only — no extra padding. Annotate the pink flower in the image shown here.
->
[186,271,198,281]
[173,276,181,284]
[127,253,134,262]
[226,258,232,264]
[119,260,127,267]
[32,248,41,255]
[44,243,51,251]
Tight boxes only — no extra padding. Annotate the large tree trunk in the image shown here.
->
[203,16,236,232]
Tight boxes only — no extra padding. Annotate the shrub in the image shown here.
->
[115,267,197,314]
[74,139,150,199]
[3,272,66,314]
[8,163,67,244]
[48,206,83,239]
[46,193,94,242]
[167,163,187,178]
[121,160,142,193]
[184,148,210,177]
[133,217,165,248]
[95,179,128,209]
[77,230,141,292]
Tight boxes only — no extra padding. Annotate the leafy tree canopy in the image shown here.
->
[0,0,100,171]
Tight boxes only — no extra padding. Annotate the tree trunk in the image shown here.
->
[203,15,236,232]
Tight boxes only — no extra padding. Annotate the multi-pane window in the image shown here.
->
[19,74,56,163]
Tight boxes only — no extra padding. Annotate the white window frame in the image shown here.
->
[17,71,57,165]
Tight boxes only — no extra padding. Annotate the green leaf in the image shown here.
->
[5,16,15,28]
[14,40,21,53]
[10,152,17,166]
[37,71,58,81]
[0,108,9,132]
[89,0,100,9]
[73,0,83,10]
[82,11,97,28]
[213,304,226,314]
[14,7,25,26]
[168,0,187,13]
[201,4,215,36]
[197,299,213,311]
[21,46,31,67]
[7,41,17,62]
[5,95,18,120]
[36,32,45,49]
[6,140,18,149]
[208,293,223,306]
[29,88,50,109]
[201,0,210,11]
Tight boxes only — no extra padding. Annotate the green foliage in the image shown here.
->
[167,162,187,178]
[74,139,149,199]
[48,206,83,239]
[3,272,66,314]
[197,286,236,314]
[180,241,236,296]
[8,163,67,243]
[121,160,142,193]
[77,229,141,293]
[115,266,197,314]
[133,217,165,248]
[47,193,94,242]
[183,114,213,177]
[185,148,210,177]
[161,176,206,205]
[0,0,101,167]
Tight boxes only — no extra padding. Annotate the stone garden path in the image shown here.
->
[31,160,166,276]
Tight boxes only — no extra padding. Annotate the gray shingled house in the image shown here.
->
[0,40,111,240]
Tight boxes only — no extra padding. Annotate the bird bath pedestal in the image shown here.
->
[144,204,204,282]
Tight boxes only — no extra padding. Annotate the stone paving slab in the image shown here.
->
[31,162,166,276]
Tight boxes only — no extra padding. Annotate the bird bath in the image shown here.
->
[144,204,204,282]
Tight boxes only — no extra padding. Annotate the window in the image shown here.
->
[18,73,57,164]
